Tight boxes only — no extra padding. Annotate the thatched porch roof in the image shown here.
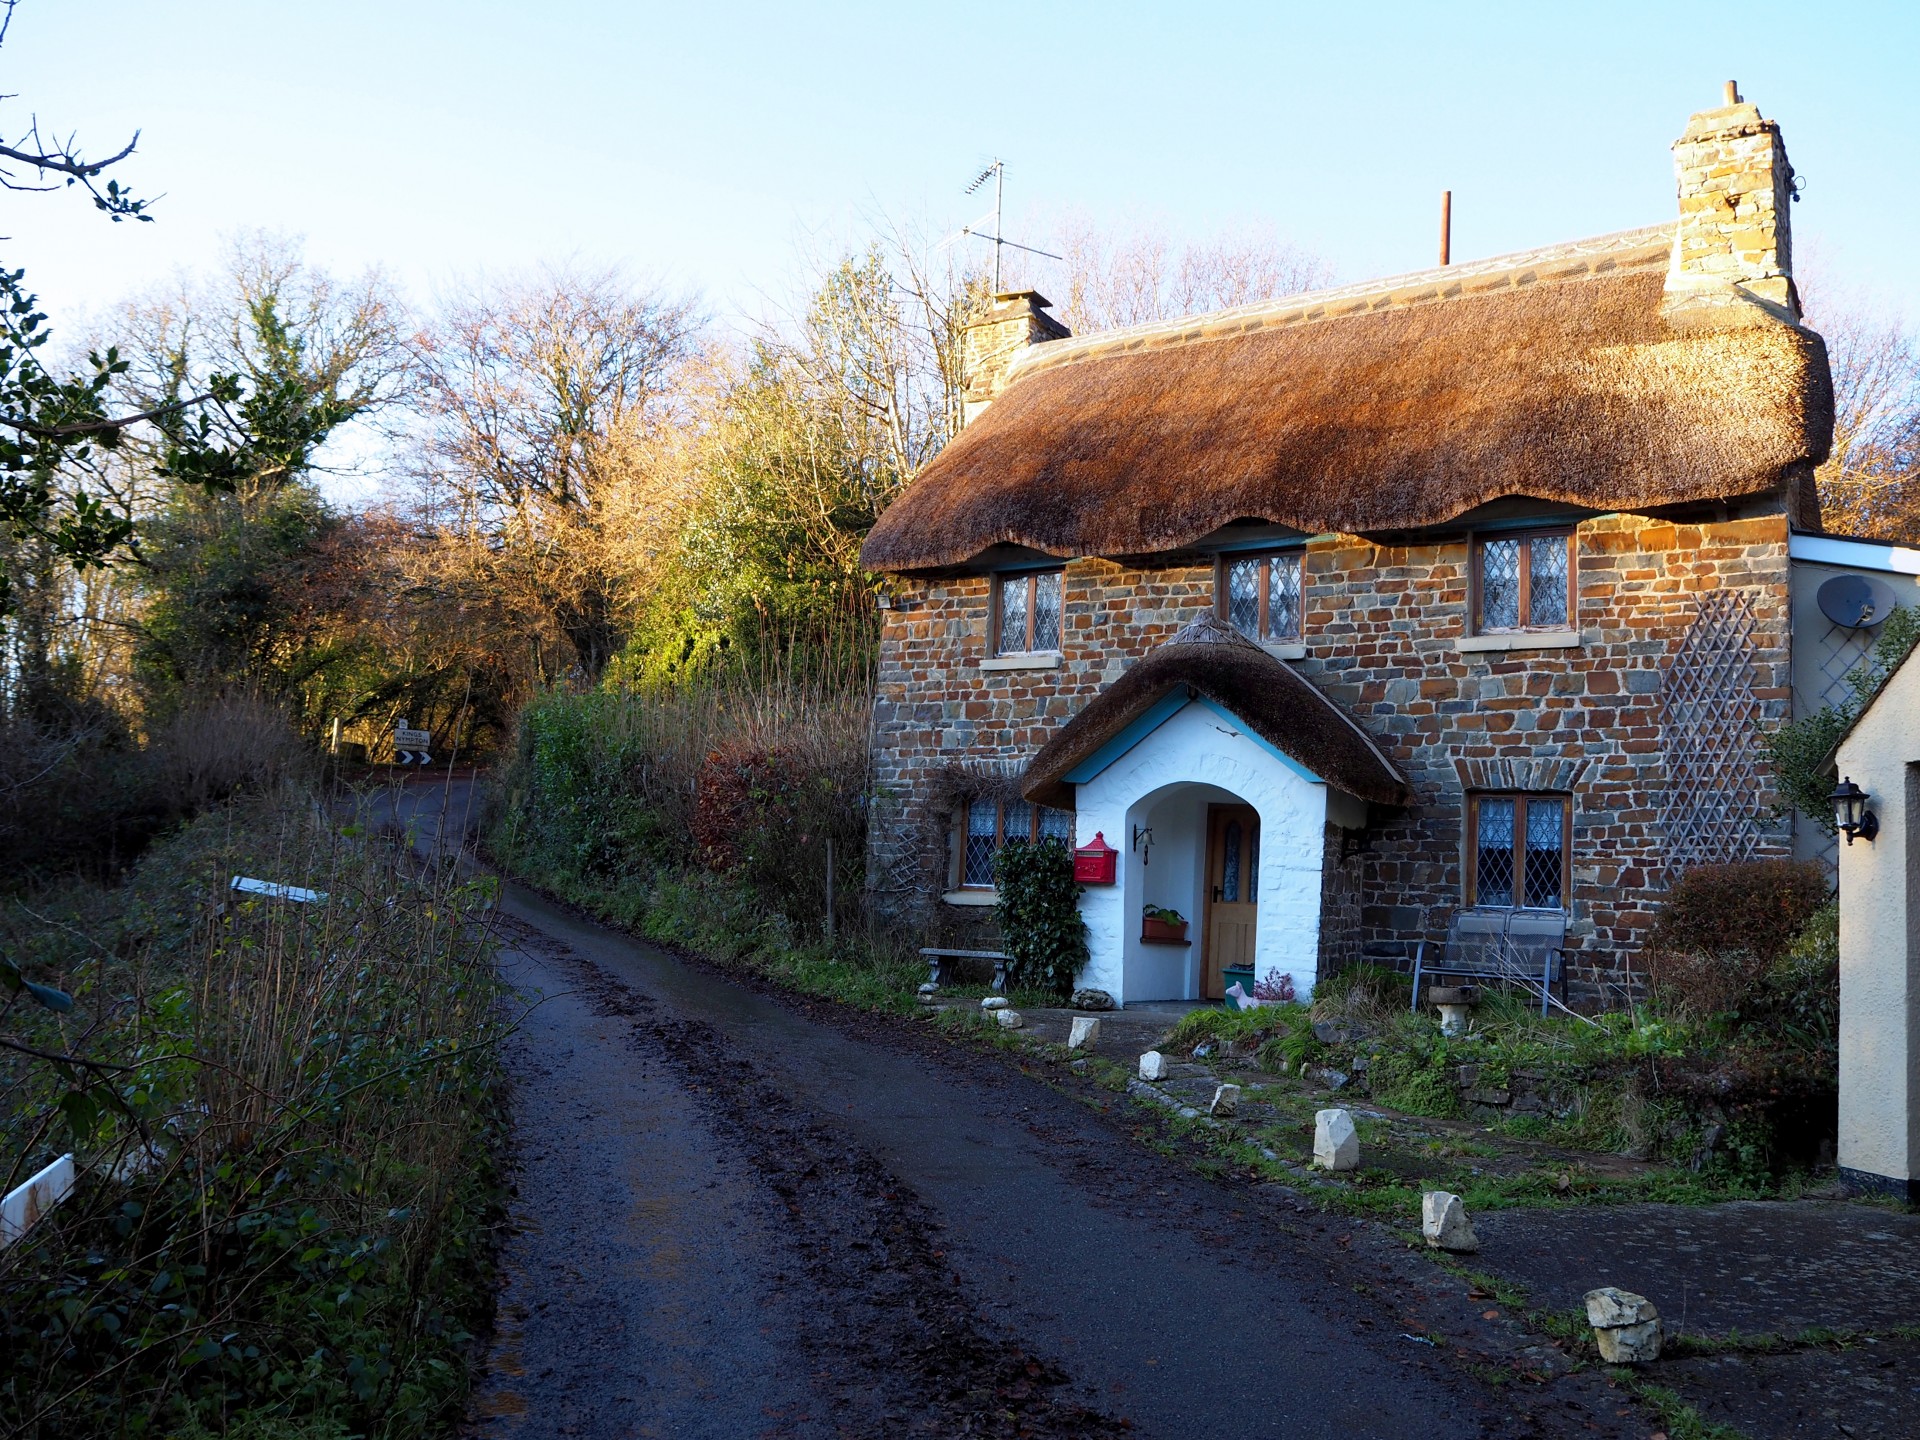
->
[1021,615,1411,810]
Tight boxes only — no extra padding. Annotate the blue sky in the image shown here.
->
[7,0,1919,332]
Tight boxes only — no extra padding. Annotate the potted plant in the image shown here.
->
[1141,904,1189,944]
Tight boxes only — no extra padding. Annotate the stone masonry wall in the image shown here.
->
[1669,99,1796,313]
[868,512,1794,998]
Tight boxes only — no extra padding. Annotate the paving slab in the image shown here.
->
[1473,1199,1920,1337]
[1663,1336,1920,1439]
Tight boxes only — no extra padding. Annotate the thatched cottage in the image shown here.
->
[859,89,1838,1006]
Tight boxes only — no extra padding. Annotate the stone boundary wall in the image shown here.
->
[867,511,1794,999]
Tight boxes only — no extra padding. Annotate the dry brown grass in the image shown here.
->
[145,693,313,815]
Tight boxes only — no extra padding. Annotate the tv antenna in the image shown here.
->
[959,159,1061,292]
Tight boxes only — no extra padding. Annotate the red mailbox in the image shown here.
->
[1073,831,1118,885]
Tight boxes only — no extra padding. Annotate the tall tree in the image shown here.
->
[413,265,702,682]
[626,239,984,681]
[0,1,290,622]
[1809,298,1920,543]
[112,242,409,715]
[1008,214,1332,335]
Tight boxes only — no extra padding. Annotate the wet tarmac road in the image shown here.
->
[392,782,1645,1439]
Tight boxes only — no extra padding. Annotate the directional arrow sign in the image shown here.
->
[394,727,433,766]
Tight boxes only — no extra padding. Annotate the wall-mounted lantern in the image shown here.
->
[1831,776,1880,846]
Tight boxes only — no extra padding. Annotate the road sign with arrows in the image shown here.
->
[394,725,433,766]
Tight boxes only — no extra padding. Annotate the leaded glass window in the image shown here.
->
[993,569,1066,655]
[1474,530,1573,634]
[1037,807,1074,844]
[1523,797,1566,908]
[964,802,999,886]
[1221,550,1304,642]
[1226,558,1260,633]
[1222,821,1243,902]
[959,800,1076,889]
[1473,797,1516,908]
[1267,554,1301,640]
[1528,536,1569,628]
[1479,539,1522,630]
[1031,570,1062,652]
[1469,793,1570,910]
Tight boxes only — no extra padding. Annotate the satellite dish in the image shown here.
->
[1816,573,1896,628]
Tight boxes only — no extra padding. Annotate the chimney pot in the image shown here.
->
[1724,80,1741,105]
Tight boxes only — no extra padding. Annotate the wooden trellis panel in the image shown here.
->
[1660,590,1766,875]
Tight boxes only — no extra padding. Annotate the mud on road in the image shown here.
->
[456,881,1660,1440]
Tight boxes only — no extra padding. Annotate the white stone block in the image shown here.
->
[994,1009,1024,1030]
[1210,1083,1241,1117]
[1584,1287,1663,1364]
[1313,1108,1359,1171]
[981,996,1009,1011]
[1138,1051,1170,1081]
[1421,1191,1480,1252]
[1067,1017,1101,1051]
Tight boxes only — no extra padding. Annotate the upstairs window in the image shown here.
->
[1219,551,1303,643]
[1466,793,1569,910]
[1474,530,1573,633]
[994,569,1064,655]
[961,799,1074,888]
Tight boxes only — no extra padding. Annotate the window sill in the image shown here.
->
[980,652,1063,672]
[1453,630,1582,654]
[1456,907,1570,929]
[942,889,999,907]
[1263,642,1308,660]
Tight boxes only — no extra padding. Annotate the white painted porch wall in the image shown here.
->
[1072,701,1329,1005]
[1836,653,1920,1195]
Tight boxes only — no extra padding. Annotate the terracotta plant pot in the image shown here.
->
[1142,917,1189,943]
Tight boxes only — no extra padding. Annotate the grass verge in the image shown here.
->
[0,787,507,1440]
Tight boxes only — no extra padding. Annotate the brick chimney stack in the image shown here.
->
[1666,83,1799,321]
[961,291,1069,427]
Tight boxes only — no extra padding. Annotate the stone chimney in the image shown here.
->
[961,290,1069,426]
[1666,82,1799,321]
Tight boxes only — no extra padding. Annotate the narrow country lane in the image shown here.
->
[391,780,1643,1440]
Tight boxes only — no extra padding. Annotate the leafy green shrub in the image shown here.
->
[1364,1016,1461,1117]
[1646,860,1830,1019]
[1765,604,1919,831]
[992,838,1087,997]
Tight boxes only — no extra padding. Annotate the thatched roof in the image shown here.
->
[863,227,1833,572]
[1021,614,1412,809]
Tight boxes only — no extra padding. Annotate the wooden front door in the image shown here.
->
[1203,804,1260,1000]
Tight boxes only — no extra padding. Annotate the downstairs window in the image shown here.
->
[1466,793,1570,910]
[961,798,1074,888]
